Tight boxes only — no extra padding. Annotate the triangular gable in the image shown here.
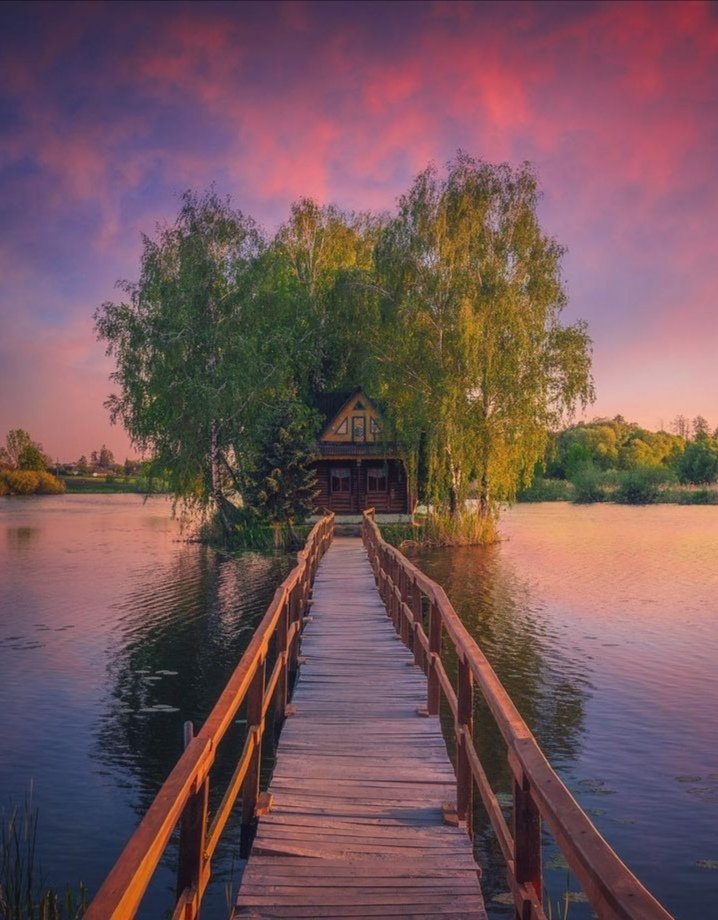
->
[319,388,383,443]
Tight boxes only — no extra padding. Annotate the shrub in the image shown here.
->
[36,472,65,494]
[0,470,64,495]
[2,470,40,494]
[517,478,574,502]
[614,466,671,504]
[677,438,718,485]
[674,488,718,505]
[570,464,607,503]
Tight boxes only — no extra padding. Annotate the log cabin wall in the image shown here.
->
[312,459,408,514]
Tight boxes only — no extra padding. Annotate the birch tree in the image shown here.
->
[375,154,594,520]
[95,190,286,535]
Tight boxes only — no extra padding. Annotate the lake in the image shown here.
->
[415,503,718,918]
[1,498,716,917]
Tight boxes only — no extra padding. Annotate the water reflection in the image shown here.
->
[413,504,718,919]
[5,525,41,549]
[94,545,294,913]
[414,542,591,914]
[0,496,293,918]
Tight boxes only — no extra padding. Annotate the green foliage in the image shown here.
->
[95,188,290,533]
[0,431,49,472]
[670,488,718,505]
[570,464,608,503]
[517,477,574,502]
[373,153,593,518]
[242,401,320,529]
[272,199,382,397]
[614,466,673,504]
[549,417,684,478]
[96,159,595,543]
[677,438,718,485]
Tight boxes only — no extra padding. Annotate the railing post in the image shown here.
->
[399,565,410,647]
[456,656,473,835]
[176,721,209,913]
[240,657,266,857]
[276,593,289,718]
[427,600,442,715]
[512,758,542,916]
[411,580,423,668]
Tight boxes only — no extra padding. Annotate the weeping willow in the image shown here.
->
[374,153,594,537]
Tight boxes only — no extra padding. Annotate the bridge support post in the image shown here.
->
[510,753,542,917]
[412,579,423,668]
[456,657,474,836]
[240,658,266,857]
[276,595,289,719]
[427,601,442,715]
[176,721,209,914]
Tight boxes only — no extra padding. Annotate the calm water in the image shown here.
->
[0,495,294,916]
[1,499,716,918]
[414,504,718,919]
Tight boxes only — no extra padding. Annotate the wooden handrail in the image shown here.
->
[361,509,672,920]
[85,514,335,920]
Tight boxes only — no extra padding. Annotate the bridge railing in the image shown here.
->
[85,513,334,920]
[362,509,671,920]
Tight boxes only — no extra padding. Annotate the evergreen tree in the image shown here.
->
[244,401,320,541]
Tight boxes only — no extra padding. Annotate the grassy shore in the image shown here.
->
[59,476,168,494]
[517,477,718,505]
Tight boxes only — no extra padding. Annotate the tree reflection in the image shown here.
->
[91,543,293,912]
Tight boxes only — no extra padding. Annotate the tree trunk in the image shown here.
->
[479,468,490,517]
[446,443,462,519]
[211,420,233,540]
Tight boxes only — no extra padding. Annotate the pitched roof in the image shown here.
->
[312,387,364,428]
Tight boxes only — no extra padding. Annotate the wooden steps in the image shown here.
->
[234,536,486,919]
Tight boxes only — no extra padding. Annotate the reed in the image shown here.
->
[381,511,498,548]
[0,789,86,920]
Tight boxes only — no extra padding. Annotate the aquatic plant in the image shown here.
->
[0,790,85,919]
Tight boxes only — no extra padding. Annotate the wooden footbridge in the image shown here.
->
[87,513,672,920]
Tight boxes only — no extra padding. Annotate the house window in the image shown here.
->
[370,417,380,436]
[334,418,349,435]
[331,468,351,493]
[366,467,387,493]
[352,416,365,441]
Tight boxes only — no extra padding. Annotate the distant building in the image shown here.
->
[311,388,410,514]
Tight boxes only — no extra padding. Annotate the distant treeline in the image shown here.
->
[521,415,718,504]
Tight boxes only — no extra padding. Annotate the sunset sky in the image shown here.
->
[1,0,716,460]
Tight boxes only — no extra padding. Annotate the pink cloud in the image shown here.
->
[1,0,717,456]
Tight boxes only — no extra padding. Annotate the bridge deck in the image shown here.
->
[235,536,486,918]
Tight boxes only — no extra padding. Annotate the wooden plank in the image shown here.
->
[235,536,486,919]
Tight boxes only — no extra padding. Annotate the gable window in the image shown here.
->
[370,417,380,436]
[366,467,387,493]
[352,416,365,441]
[331,467,351,493]
[334,418,349,436]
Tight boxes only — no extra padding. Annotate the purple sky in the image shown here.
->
[1,0,716,460]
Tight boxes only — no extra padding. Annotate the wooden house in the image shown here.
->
[311,388,410,514]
